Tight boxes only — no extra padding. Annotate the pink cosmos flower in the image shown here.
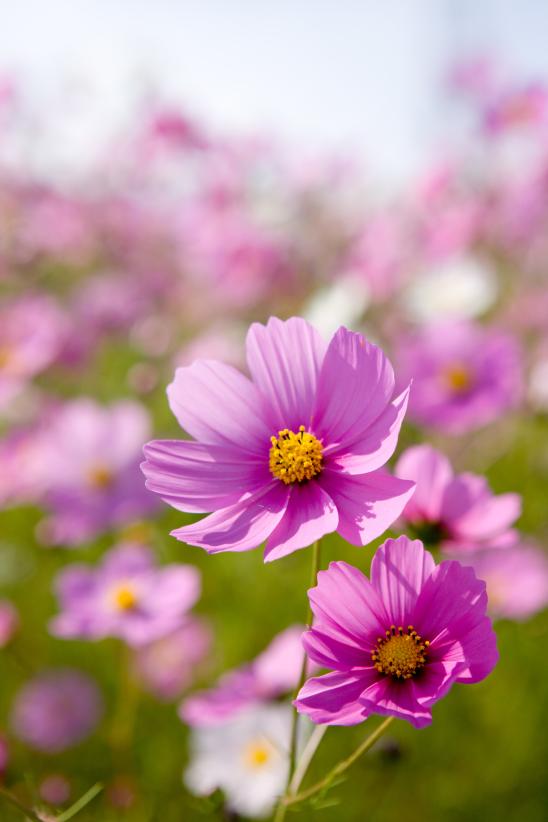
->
[453,543,548,621]
[180,626,308,726]
[133,618,212,700]
[50,542,201,647]
[0,293,66,413]
[38,398,157,545]
[39,774,71,806]
[142,317,414,561]
[294,536,498,728]
[397,321,522,434]
[483,83,548,135]
[11,670,103,753]
[395,445,521,552]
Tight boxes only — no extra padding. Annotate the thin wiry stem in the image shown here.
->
[0,787,43,822]
[285,539,321,785]
[273,540,321,822]
[56,783,103,822]
[288,724,328,796]
[284,716,396,807]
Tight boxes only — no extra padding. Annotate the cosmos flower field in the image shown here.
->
[0,67,548,821]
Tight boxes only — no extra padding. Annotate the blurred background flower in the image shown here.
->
[0,2,547,820]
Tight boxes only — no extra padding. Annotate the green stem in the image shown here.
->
[273,541,321,822]
[56,782,103,822]
[288,724,328,796]
[110,645,139,755]
[285,539,321,786]
[285,715,395,807]
[0,787,43,822]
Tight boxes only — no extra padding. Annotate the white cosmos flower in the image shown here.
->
[403,256,498,323]
[184,704,294,819]
[303,276,371,338]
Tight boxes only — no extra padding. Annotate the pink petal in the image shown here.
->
[263,482,338,562]
[294,669,373,725]
[328,387,410,474]
[141,565,201,614]
[308,561,386,647]
[321,469,415,546]
[246,317,326,431]
[101,544,155,576]
[413,560,489,648]
[302,627,370,670]
[142,439,268,513]
[370,536,435,627]
[440,473,490,523]
[171,483,289,553]
[253,626,307,695]
[450,492,521,542]
[108,401,152,469]
[167,360,270,453]
[359,676,432,728]
[433,618,499,684]
[313,327,395,446]
[410,659,465,706]
[395,445,454,522]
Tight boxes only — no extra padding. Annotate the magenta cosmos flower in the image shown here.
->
[294,536,498,728]
[397,321,522,434]
[39,398,158,545]
[50,542,201,646]
[395,445,521,552]
[11,669,103,753]
[142,317,414,561]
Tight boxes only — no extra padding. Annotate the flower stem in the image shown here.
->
[110,645,139,756]
[56,782,103,822]
[0,786,43,822]
[288,724,328,795]
[285,539,321,786]
[273,541,322,822]
[284,715,395,808]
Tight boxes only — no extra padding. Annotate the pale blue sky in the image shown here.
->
[2,1,548,183]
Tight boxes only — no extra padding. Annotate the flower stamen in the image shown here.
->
[113,585,138,611]
[443,364,473,393]
[269,425,323,485]
[243,738,273,770]
[371,625,429,680]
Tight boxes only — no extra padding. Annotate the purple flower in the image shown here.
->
[142,317,414,561]
[453,543,548,621]
[397,321,522,434]
[39,774,71,806]
[180,625,308,726]
[50,542,201,647]
[395,445,521,552]
[294,536,498,728]
[38,398,157,545]
[0,293,66,414]
[133,618,212,700]
[11,669,103,753]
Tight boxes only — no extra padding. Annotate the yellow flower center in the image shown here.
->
[371,625,429,680]
[443,364,472,393]
[113,585,138,611]
[269,425,323,485]
[87,464,114,489]
[242,738,274,770]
